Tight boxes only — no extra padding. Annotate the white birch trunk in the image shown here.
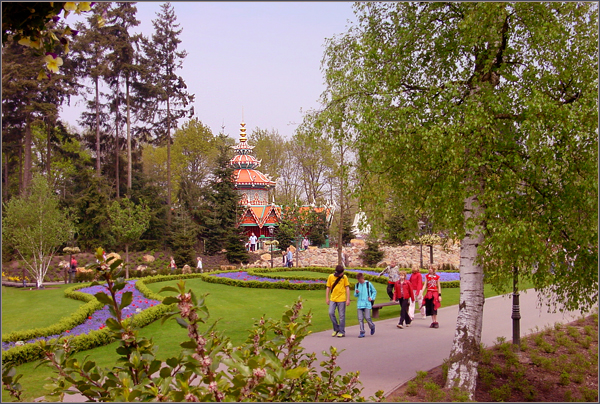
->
[444,194,485,398]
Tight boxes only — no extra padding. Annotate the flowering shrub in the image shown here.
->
[2,248,385,402]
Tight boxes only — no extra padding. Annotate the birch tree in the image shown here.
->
[2,174,74,288]
[321,2,597,397]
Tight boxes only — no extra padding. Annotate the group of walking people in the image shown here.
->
[326,263,442,338]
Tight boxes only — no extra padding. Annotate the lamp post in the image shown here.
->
[512,265,521,351]
[418,220,425,268]
[268,226,274,268]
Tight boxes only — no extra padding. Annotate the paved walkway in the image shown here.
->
[40,289,587,402]
[301,289,587,399]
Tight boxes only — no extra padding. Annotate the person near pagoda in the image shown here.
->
[249,233,258,252]
[302,237,309,251]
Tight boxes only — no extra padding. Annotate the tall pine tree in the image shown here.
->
[201,136,246,264]
[103,2,140,197]
[139,2,194,225]
[72,2,111,178]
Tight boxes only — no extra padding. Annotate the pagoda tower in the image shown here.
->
[230,121,280,237]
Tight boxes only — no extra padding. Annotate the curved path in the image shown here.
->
[54,288,587,402]
[300,288,587,399]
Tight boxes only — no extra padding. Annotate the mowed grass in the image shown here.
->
[1,285,84,333]
[1,274,533,402]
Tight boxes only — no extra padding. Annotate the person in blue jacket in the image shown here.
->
[353,272,377,338]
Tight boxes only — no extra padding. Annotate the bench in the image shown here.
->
[371,300,399,318]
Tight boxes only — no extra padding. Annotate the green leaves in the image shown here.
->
[94,291,112,306]
[118,292,133,310]
[2,174,74,288]
[286,366,309,380]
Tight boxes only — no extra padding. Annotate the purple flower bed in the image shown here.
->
[345,269,460,282]
[211,271,326,284]
[2,280,160,351]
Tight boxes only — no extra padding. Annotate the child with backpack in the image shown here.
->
[325,265,351,337]
[353,272,377,338]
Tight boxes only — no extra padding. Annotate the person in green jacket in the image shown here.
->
[353,272,377,338]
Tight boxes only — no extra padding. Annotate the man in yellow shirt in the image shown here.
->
[326,265,351,337]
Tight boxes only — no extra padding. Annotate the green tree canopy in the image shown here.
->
[321,1,598,396]
[2,174,74,288]
[107,196,151,277]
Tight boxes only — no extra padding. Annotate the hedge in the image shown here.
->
[2,283,103,343]
[249,266,460,289]
[2,270,460,365]
[199,269,327,291]
[1,274,196,366]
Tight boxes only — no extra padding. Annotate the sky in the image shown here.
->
[60,1,358,140]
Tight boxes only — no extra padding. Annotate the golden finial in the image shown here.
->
[240,120,247,142]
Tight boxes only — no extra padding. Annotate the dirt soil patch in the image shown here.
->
[386,313,599,402]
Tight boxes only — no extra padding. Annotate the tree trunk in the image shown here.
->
[337,143,344,267]
[3,152,9,201]
[115,76,120,199]
[166,95,172,226]
[18,139,23,194]
[444,194,485,398]
[126,77,132,195]
[22,113,32,194]
[95,76,101,177]
[46,117,52,176]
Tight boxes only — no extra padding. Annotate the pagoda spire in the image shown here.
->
[240,120,247,142]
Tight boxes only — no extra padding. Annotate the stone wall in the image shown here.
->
[248,241,460,269]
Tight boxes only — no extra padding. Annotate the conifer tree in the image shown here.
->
[139,2,194,225]
[169,208,199,267]
[103,2,140,197]
[202,136,242,256]
[72,2,112,178]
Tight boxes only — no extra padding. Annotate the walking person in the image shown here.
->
[421,264,442,328]
[408,267,423,320]
[378,262,401,300]
[196,257,203,273]
[393,271,414,329]
[354,272,377,338]
[286,247,294,268]
[325,265,351,337]
[170,256,176,273]
[69,256,77,284]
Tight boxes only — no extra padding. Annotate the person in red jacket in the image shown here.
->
[393,271,414,329]
[421,264,442,328]
[408,267,423,320]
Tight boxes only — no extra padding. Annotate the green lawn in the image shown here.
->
[1,285,84,333]
[1,275,533,402]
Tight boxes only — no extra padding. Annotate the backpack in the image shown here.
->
[366,281,375,306]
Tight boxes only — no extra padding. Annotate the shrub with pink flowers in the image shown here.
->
[3,248,384,402]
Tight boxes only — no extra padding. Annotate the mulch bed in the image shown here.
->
[386,314,598,402]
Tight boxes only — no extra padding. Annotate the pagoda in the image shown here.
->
[230,121,280,237]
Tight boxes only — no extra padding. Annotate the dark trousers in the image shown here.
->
[387,283,395,300]
[398,298,412,326]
